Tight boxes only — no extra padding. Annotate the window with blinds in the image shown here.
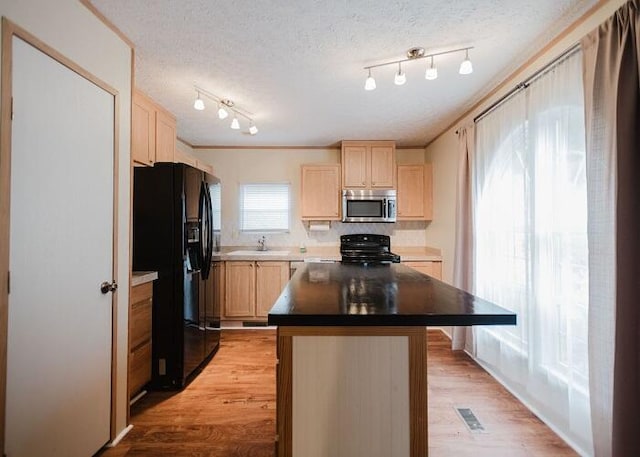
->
[239,183,290,232]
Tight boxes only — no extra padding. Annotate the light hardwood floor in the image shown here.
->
[99,329,577,457]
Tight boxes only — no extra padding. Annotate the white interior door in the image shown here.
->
[5,38,115,457]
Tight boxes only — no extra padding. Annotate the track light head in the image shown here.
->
[194,91,205,110]
[394,63,406,85]
[364,68,376,91]
[459,49,473,75]
[230,116,240,130]
[217,104,229,119]
[425,56,438,80]
[249,123,258,135]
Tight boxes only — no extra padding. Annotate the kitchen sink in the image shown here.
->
[226,250,290,256]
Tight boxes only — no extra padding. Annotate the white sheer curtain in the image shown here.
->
[473,51,592,454]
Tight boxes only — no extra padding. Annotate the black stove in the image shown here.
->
[340,234,401,265]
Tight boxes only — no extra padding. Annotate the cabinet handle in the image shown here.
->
[257,264,261,268]
[249,264,253,268]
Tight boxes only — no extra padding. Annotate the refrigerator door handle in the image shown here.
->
[198,181,207,273]
[200,181,213,280]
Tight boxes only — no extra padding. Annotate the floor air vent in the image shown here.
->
[455,407,486,433]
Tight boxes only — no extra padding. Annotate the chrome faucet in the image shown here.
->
[257,236,267,251]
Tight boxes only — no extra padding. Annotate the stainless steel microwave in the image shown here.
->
[342,189,397,223]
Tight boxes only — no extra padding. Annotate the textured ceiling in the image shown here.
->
[92,0,596,147]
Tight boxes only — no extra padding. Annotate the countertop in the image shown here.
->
[131,271,158,287]
[268,263,516,327]
[211,245,442,262]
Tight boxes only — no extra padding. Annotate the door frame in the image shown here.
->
[0,18,120,451]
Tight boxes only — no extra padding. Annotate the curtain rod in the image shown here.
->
[455,42,581,134]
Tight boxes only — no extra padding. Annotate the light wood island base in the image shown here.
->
[276,326,428,457]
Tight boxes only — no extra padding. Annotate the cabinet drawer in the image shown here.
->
[130,299,152,350]
[403,261,442,280]
[129,341,152,397]
[131,282,152,304]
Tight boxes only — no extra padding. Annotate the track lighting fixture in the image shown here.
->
[363,46,474,89]
[192,85,258,134]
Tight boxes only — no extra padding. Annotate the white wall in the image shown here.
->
[189,146,429,249]
[0,0,132,439]
[424,0,628,285]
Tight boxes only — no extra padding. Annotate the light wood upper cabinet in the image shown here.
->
[223,261,289,320]
[300,164,341,220]
[397,163,433,220]
[342,145,368,188]
[132,89,177,166]
[370,145,395,188]
[224,261,255,317]
[132,91,156,166]
[342,141,396,189]
[255,262,290,317]
[155,108,176,163]
[196,160,214,175]
[174,147,197,168]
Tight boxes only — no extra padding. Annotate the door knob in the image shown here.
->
[100,280,118,294]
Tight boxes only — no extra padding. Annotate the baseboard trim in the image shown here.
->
[107,424,133,447]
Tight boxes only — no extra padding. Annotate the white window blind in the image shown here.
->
[240,183,290,232]
[210,183,221,231]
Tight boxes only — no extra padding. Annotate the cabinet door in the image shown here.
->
[342,145,368,188]
[397,164,433,220]
[130,296,152,350]
[397,165,425,219]
[370,145,395,188]
[403,261,442,280]
[301,164,341,220]
[132,92,156,166]
[155,108,176,163]
[255,262,290,317]
[129,341,152,397]
[224,261,256,317]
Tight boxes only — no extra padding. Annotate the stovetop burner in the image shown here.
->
[340,234,401,264]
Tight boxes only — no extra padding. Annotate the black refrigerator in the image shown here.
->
[133,162,221,389]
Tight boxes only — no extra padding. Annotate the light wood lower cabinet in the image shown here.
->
[403,261,442,280]
[129,282,153,398]
[210,261,225,320]
[224,261,289,320]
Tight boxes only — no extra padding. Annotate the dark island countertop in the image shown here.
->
[268,263,516,327]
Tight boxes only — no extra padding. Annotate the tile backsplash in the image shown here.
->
[221,220,429,248]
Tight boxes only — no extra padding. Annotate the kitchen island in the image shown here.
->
[268,263,516,457]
